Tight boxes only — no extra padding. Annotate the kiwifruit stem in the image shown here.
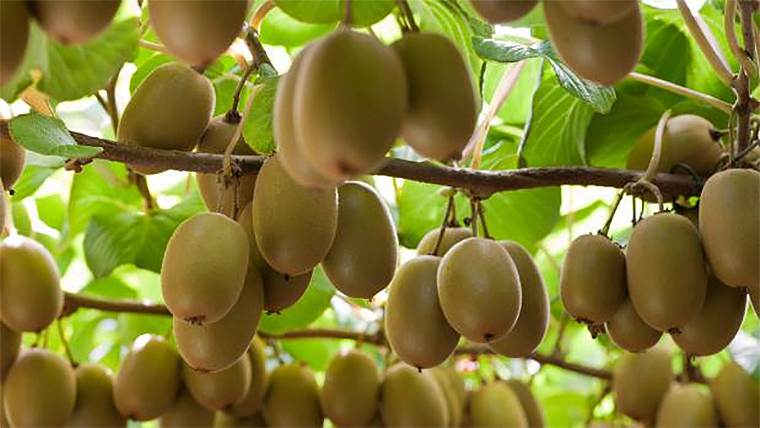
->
[725,0,758,79]
[56,319,77,366]
[675,0,734,85]
[396,0,419,33]
[248,0,274,33]
[430,195,455,256]
[599,190,625,237]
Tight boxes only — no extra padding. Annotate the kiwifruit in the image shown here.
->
[1,134,26,190]
[380,363,448,427]
[557,0,637,25]
[544,0,642,85]
[469,382,528,427]
[417,227,473,256]
[162,212,249,324]
[655,383,718,427]
[605,299,661,353]
[113,334,181,421]
[441,366,466,422]
[4,348,76,427]
[392,32,477,161]
[430,366,465,428]
[385,256,459,369]
[195,116,257,215]
[292,31,407,181]
[490,241,549,357]
[149,0,247,67]
[0,235,63,332]
[68,363,126,427]
[627,213,708,331]
[612,347,673,421]
[183,356,251,411]
[0,184,6,233]
[0,0,29,85]
[262,364,323,427]
[506,380,545,428]
[118,62,214,174]
[174,270,264,372]
[699,168,760,289]
[320,349,380,427]
[0,322,20,380]
[0,382,8,427]
[159,388,215,428]
[227,337,269,417]
[29,0,119,44]
[469,0,537,23]
[214,411,267,427]
[560,234,626,325]
[322,181,397,299]
[252,154,338,276]
[673,274,746,356]
[710,361,760,428]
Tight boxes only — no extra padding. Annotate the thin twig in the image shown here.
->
[56,320,76,366]
[599,190,625,237]
[734,0,758,155]
[627,72,733,113]
[249,0,274,32]
[726,0,757,78]
[139,40,170,55]
[430,195,455,256]
[396,0,419,32]
[676,0,734,85]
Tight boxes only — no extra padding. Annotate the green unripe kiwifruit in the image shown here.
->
[0,0,29,85]
[29,0,119,44]
[490,241,549,357]
[322,181,397,299]
[392,32,477,161]
[118,62,214,174]
[214,411,267,428]
[557,0,638,25]
[0,322,21,381]
[320,349,380,427]
[1,134,26,190]
[699,168,760,289]
[560,234,626,325]
[386,256,459,369]
[293,31,407,181]
[252,154,338,276]
[0,235,63,332]
[469,382,528,427]
[113,334,181,421]
[68,363,126,427]
[605,299,661,353]
[655,383,718,427]
[149,0,247,67]
[380,363,448,428]
[710,361,760,428]
[159,388,215,428]
[429,366,465,428]
[416,227,473,256]
[227,337,269,418]
[183,356,252,411]
[544,0,642,85]
[262,364,323,428]
[627,213,708,331]
[469,0,537,23]
[506,380,544,428]
[162,212,249,324]
[612,347,673,421]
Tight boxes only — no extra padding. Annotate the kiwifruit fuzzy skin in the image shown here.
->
[438,237,522,343]
[655,384,718,427]
[469,382,528,427]
[544,0,642,85]
[710,361,760,428]
[162,212,249,324]
[393,32,477,161]
[68,363,126,427]
[380,364,448,428]
[263,364,323,428]
[558,0,637,25]
[469,0,537,23]
[430,366,465,428]
[159,388,215,428]
[113,335,181,421]
[320,349,380,427]
[627,213,708,331]
[560,234,626,324]
[416,227,473,256]
[605,299,661,353]
[214,411,267,427]
[293,31,407,181]
[183,356,252,411]
[322,181,397,299]
[29,0,119,44]
[699,168,760,289]
[0,322,20,381]
[149,0,247,67]
[227,337,269,417]
[506,380,545,428]
[612,348,673,421]
[0,0,29,85]
[0,134,26,190]
[0,235,63,332]
[385,256,460,369]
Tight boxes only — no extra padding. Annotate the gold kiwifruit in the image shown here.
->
[380,363,448,427]
[626,213,708,331]
[612,347,673,422]
[710,361,760,428]
[320,349,380,427]
[655,383,718,427]
[469,0,537,23]
[1,133,26,190]
[605,299,661,353]
[214,411,267,427]
[68,363,126,427]
[430,366,466,428]
[469,382,528,427]
[558,0,637,25]
[0,0,29,85]
[506,380,545,428]
[0,322,20,380]
[416,227,473,256]
[226,337,269,417]
[29,0,119,44]
[183,356,252,411]
[262,364,323,427]
[159,388,215,428]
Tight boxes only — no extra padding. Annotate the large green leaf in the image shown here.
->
[273,0,395,26]
[482,58,542,126]
[9,113,103,158]
[243,76,279,154]
[259,7,337,47]
[259,267,336,334]
[9,165,59,202]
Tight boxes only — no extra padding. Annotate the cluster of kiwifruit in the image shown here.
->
[612,346,759,427]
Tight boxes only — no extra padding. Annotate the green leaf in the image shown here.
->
[9,165,58,202]
[35,194,66,231]
[9,113,103,158]
[483,59,542,126]
[259,267,336,334]
[259,7,337,47]
[80,276,138,299]
[11,203,31,236]
[243,76,279,154]
[273,0,396,26]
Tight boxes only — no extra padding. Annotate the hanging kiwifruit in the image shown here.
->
[417,227,473,256]
[226,337,269,418]
[655,383,718,427]
[558,0,638,25]
[0,235,63,332]
[506,380,545,428]
[612,347,673,422]
[430,366,466,428]
[490,241,549,358]
[0,322,20,380]
[699,168,760,289]
[159,388,215,428]
[392,32,477,161]
[263,364,324,427]
[320,349,381,427]
[627,213,708,331]
[183,356,252,411]
[1,133,26,190]
[385,256,460,369]
[3,348,76,427]
[118,62,214,174]
[149,0,247,67]
[113,335,181,421]
[380,363,449,427]
[710,361,760,428]
[292,31,407,181]
[68,363,126,427]
[560,234,626,325]
[214,411,267,428]
[0,0,29,85]
[29,0,119,44]
[544,0,642,85]
[469,382,529,427]
[469,0,537,23]
[605,299,661,353]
